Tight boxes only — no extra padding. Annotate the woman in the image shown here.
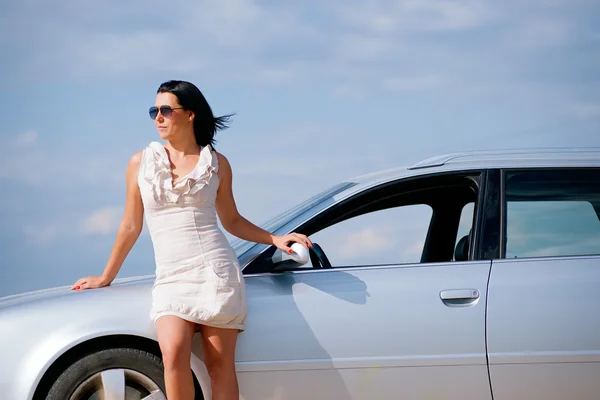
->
[71,80,313,400]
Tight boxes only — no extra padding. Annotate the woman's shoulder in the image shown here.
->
[129,150,144,167]
[123,150,145,184]
[213,150,231,171]
[129,141,161,168]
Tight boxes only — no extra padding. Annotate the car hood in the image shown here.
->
[0,275,155,310]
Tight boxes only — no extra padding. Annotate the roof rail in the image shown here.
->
[408,147,600,170]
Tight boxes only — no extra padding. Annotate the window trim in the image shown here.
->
[245,260,494,279]
[474,169,501,261]
[499,167,600,260]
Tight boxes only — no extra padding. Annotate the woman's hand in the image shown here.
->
[71,275,111,291]
[272,232,313,254]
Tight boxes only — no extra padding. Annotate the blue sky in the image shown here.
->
[1,0,599,297]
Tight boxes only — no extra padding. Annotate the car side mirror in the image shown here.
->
[271,242,310,267]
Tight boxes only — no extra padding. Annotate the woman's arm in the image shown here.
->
[71,152,145,290]
[215,152,312,253]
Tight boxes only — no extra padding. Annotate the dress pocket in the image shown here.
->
[208,261,240,285]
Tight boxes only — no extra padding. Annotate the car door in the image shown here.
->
[487,168,600,399]
[230,171,495,399]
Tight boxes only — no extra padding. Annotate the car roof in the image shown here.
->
[343,147,600,194]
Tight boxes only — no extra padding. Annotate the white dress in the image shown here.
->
[137,141,247,331]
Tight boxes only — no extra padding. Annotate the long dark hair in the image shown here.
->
[157,80,233,148]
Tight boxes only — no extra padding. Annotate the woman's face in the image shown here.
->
[152,92,193,141]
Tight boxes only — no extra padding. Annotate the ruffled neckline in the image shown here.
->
[140,141,218,204]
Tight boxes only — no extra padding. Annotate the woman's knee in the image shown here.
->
[204,352,234,381]
[202,338,237,380]
[159,338,190,369]
[156,316,195,370]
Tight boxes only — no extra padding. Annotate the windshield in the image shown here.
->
[231,181,357,256]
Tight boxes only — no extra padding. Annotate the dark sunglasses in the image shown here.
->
[149,105,185,120]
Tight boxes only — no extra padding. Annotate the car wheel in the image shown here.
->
[46,348,166,400]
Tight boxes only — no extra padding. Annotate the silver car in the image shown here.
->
[1,148,599,400]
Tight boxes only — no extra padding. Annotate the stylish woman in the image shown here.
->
[72,80,313,400]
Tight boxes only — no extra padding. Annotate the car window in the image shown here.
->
[306,204,433,267]
[504,169,600,259]
[245,173,481,274]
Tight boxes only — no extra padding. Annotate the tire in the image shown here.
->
[45,348,166,400]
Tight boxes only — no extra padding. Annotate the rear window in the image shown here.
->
[504,169,600,259]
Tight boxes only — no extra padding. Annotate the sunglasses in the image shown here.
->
[149,105,185,120]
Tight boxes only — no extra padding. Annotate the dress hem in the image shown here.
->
[153,310,245,333]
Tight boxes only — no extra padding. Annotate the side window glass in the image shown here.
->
[246,174,481,274]
[307,204,433,267]
[505,170,600,258]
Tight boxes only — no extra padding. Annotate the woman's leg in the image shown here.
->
[155,315,197,400]
[200,325,240,400]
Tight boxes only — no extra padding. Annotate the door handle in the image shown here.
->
[440,289,480,307]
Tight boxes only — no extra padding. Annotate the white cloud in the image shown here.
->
[1,0,310,83]
[338,0,493,34]
[333,33,394,62]
[17,206,133,246]
[382,74,446,92]
[3,0,596,114]
[70,31,187,79]
[331,84,368,101]
[543,237,600,258]
[0,151,49,186]
[514,18,573,47]
[0,0,493,90]
[80,207,122,236]
[16,130,37,147]
[569,103,600,119]
[403,240,426,259]
[338,227,394,259]
[22,224,60,246]
[0,147,124,187]
[407,0,493,31]
[508,236,600,259]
